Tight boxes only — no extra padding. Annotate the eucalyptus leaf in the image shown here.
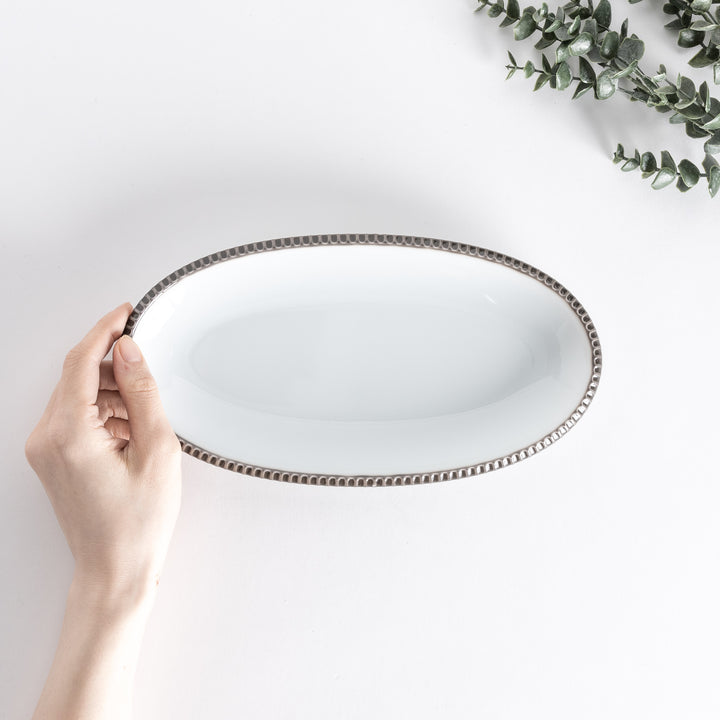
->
[613,60,639,79]
[579,56,596,83]
[507,0,521,19]
[715,63,720,85]
[556,61,572,90]
[622,158,640,171]
[689,47,716,68]
[689,21,718,31]
[514,12,537,40]
[600,31,620,59]
[652,167,677,189]
[572,81,593,99]
[678,75,696,99]
[556,41,571,63]
[686,121,710,138]
[617,37,645,63]
[640,152,658,172]
[661,150,677,172]
[702,113,720,130]
[534,72,551,91]
[596,69,617,99]
[704,131,720,153]
[524,60,536,77]
[704,159,720,196]
[691,0,712,11]
[593,0,611,28]
[678,158,701,186]
[569,31,594,55]
[678,28,705,47]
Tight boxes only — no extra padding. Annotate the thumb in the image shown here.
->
[114,335,175,459]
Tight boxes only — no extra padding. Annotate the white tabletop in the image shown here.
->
[2,1,718,718]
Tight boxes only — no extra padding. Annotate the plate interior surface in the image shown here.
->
[130,239,598,479]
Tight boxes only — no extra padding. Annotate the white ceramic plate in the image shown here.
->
[124,234,601,486]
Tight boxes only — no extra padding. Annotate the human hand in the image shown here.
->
[25,302,182,610]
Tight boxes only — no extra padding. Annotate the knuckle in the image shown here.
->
[63,346,83,370]
[24,430,41,464]
[129,373,158,395]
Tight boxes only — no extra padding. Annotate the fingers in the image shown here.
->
[95,390,128,423]
[104,417,130,442]
[99,360,119,391]
[60,303,134,410]
[113,335,176,461]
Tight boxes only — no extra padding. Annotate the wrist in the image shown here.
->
[70,565,159,622]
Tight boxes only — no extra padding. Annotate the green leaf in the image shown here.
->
[488,3,502,17]
[542,53,552,73]
[514,12,538,40]
[686,121,710,138]
[699,81,711,112]
[596,69,618,99]
[569,31,593,55]
[678,159,701,186]
[555,61,572,90]
[652,167,677,189]
[556,41,571,63]
[593,0,611,28]
[704,131,720,154]
[578,56,596,84]
[507,51,517,66]
[572,81,593,99]
[583,18,598,41]
[620,18,629,40]
[678,29,705,47]
[703,157,720,196]
[524,60,536,77]
[567,16,581,36]
[691,0,712,11]
[676,177,692,193]
[600,31,620,59]
[617,37,645,63]
[506,66,517,79]
[622,158,640,171]
[702,113,720,130]
[534,72,551,90]
[640,152,658,173]
[661,150,677,172]
[613,60,638,79]
[689,21,719,31]
[689,47,715,68]
[507,0,521,19]
[500,14,517,27]
[613,143,626,163]
[678,75,696,99]
[679,104,708,120]
[714,63,720,85]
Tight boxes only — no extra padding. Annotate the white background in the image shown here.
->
[1,1,719,718]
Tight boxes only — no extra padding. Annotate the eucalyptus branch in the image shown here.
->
[476,0,720,196]
[630,0,720,83]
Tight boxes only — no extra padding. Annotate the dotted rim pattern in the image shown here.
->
[123,233,602,487]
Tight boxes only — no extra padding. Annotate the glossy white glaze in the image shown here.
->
[133,244,594,475]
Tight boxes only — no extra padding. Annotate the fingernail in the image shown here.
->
[118,335,142,363]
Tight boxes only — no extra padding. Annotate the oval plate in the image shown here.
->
[123,234,601,486]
